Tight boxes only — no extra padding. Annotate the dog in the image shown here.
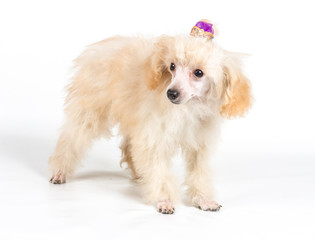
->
[49,20,252,214]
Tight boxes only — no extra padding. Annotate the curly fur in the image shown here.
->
[49,35,252,212]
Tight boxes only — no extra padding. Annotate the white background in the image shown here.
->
[0,0,314,239]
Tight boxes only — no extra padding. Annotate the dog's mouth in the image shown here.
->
[169,99,181,104]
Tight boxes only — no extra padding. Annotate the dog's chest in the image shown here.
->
[158,107,210,148]
[134,101,216,151]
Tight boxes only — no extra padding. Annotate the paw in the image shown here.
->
[50,171,66,184]
[192,196,222,212]
[157,199,175,214]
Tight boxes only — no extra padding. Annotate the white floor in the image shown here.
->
[1,126,314,240]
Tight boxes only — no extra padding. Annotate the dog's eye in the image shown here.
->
[194,69,203,78]
[170,63,176,71]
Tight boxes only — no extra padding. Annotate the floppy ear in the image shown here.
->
[146,36,171,90]
[220,54,252,118]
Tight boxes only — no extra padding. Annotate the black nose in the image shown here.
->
[167,89,180,101]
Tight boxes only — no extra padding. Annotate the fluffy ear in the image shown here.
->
[220,54,252,118]
[146,36,171,90]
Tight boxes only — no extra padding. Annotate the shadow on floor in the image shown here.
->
[74,169,129,181]
[73,169,143,202]
[0,133,143,202]
[0,134,125,179]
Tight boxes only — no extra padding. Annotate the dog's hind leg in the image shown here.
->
[119,137,139,180]
[49,108,111,184]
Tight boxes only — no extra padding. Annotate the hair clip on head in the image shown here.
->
[190,19,214,40]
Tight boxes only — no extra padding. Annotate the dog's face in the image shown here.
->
[147,36,252,117]
[166,63,211,104]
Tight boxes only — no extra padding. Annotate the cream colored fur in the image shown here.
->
[49,35,252,214]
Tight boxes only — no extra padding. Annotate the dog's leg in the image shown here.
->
[49,125,91,184]
[184,147,222,211]
[131,145,178,214]
[119,137,139,180]
[49,109,110,184]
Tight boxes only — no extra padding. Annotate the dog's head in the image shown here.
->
[146,35,252,118]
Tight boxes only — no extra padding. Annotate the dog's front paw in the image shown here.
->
[157,199,175,214]
[192,196,222,211]
[50,171,66,184]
